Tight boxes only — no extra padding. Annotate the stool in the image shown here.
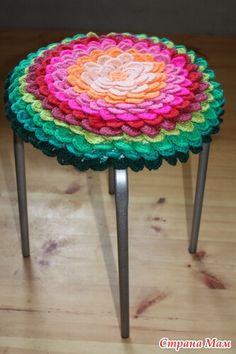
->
[4,32,224,338]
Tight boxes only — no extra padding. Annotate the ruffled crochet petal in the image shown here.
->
[4,32,224,171]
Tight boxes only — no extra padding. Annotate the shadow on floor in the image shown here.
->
[0,140,19,232]
[182,158,194,243]
[86,171,120,324]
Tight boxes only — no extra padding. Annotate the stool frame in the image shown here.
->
[13,132,210,338]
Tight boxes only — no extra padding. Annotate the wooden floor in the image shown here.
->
[0,31,236,353]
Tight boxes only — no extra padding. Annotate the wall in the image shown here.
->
[0,0,235,34]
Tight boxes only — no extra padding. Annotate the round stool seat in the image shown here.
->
[5,32,224,171]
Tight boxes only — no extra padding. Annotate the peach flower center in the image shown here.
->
[67,49,167,103]
[109,69,128,82]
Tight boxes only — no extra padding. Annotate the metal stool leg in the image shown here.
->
[114,169,129,338]
[189,142,210,254]
[13,133,30,257]
[108,167,115,195]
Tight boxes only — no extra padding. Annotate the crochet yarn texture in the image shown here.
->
[4,32,224,171]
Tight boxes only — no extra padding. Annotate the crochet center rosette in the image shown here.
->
[5,32,224,171]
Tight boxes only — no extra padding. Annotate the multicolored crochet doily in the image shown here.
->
[4,32,224,171]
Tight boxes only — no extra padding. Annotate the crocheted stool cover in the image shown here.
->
[4,33,224,171]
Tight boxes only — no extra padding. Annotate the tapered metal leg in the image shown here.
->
[13,133,30,257]
[108,167,115,195]
[114,169,129,338]
[189,143,210,254]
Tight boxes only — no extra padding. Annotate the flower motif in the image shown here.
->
[25,35,214,138]
[67,49,167,103]
[79,53,160,96]
[6,32,223,172]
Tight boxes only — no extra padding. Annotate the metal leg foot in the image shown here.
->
[189,143,210,254]
[108,167,115,195]
[13,133,30,257]
[114,169,129,338]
